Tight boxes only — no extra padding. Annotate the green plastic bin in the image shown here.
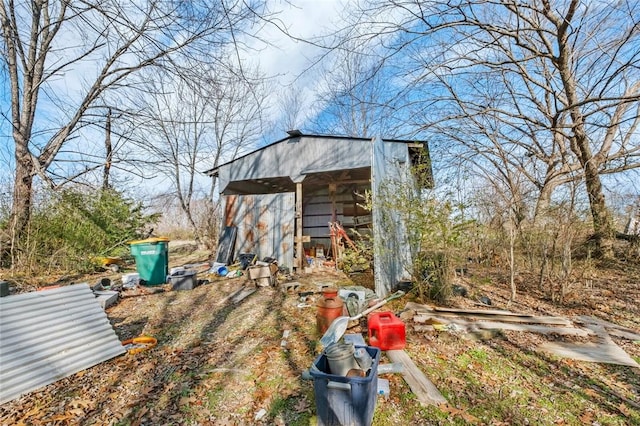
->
[129,237,170,286]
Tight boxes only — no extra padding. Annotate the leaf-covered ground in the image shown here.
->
[1,247,639,425]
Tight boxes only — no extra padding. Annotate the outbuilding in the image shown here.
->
[206,132,432,296]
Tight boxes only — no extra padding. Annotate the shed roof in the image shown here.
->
[207,133,431,195]
[205,133,426,176]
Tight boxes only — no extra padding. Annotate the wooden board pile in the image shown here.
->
[402,302,640,368]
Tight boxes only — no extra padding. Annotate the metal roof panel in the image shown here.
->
[0,283,125,404]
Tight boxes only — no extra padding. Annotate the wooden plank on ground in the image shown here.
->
[406,302,572,326]
[220,285,256,305]
[538,324,640,368]
[231,286,256,304]
[386,349,447,406]
[472,321,592,336]
[575,315,640,341]
[412,311,572,326]
[412,315,593,337]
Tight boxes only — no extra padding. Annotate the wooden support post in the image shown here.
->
[296,182,304,272]
[329,183,337,222]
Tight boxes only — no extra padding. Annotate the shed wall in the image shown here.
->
[372,137,413,296]
[224,193,295,268]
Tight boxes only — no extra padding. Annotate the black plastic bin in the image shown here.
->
[310,345,380,426]
[170,270,198,291]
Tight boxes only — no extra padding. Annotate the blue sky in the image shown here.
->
[0,0,348,197]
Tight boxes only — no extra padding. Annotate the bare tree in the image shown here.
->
[129,64,266,246]
[277,88,304,133]
[0,0,267,264]
[337,0,640,257]
[310,42,401,138]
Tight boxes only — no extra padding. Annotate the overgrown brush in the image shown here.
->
[3,187,159,274]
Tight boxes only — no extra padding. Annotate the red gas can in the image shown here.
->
[368,311,406,350]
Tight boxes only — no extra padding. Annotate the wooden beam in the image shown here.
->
[386,349,447,406]
[413,315,594,337]
[296,182,304,271]
[329,183,337,222]
[406,302,572,326]
[230,287,257,304]
[576,315,640,341]
[539,324,640,367]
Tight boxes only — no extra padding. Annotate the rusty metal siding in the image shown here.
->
[225,193,295,268]
[0,283,125,405]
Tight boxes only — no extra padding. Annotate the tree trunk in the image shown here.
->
[509,223,517,302]
[533,186,552,225]
[10,144,35,268]
[552,1,615,258]
[583,156,615,258]
[103,109,112,190]
[569,116,615,258]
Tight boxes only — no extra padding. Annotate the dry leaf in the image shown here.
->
[461,412,480,424]
[446,376,465,385]
[49,413,73,421]
[70,398,92,409]
[619,403,630,417]
[579,410,594,424]
[294,398,310,413]
[22,406,43,418]
[134,406,149,420]
[179,396,196,406]
[68,408,85,416]
[438,404,479,424]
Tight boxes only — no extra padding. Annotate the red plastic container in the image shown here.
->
[368,311,406,350]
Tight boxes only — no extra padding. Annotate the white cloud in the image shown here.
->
[245,1,341,82]
[237,0,346,131]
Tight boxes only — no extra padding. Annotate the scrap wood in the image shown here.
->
[220,285,256,305]
[575,315,640,341]
[230,286,256,304]
[538,323,640,368]
[329,221,358,252]
[413,315,594,337]
[405,302,572,326]
[281,330,290,348]
[429,305,518,316]
[386,349,447,406]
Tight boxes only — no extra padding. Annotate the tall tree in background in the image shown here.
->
[131,64,266,245]
[0,0,267,265]
[311,42,401,138]
[337,0,640,257]
[277,88,304,133]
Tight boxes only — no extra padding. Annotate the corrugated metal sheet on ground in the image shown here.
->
[0,283,125,405]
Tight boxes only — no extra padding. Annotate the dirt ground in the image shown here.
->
[1,244,639,425]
